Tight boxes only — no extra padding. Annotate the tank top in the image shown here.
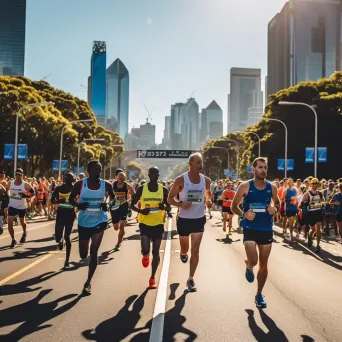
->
[285,188,297,211]
[241,179,273,231]
[179,173,205,219]
[323,189,335,213]
[9,181,27,210]
[222,190,235,208]
[334,193,342,214]
[111,181,128,210]
[36,183,45,200]
[138,183,164,226]
[307,191,322,212]
[78,178,108,228]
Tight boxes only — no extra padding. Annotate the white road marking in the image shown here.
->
[149,218,172,342]
[0,221,54,240]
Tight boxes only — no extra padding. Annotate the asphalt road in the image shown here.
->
[1,210,342,342]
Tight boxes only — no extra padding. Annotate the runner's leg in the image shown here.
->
[256,244,272,295]
[244,241,258,269]
[179,235,190,256]
[189,232,203,278]
[7,216,15,240]
[117,220,125,245]
[141,235,151,256]
[151,238,162,278]
[64,220,74,264]
[87,230,105,284]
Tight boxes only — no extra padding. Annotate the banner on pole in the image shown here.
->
[277,159,294,171]
[53,160,68,171]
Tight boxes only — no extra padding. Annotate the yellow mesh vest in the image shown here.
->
[138,183,165,226]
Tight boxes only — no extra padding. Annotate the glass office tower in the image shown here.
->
[0,0,26,76]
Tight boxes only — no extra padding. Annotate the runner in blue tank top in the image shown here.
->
[282,178,298,243]
[232,157,280,309]
[69,160,116,295]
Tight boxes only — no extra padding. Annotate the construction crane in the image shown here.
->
[144,104,155,124]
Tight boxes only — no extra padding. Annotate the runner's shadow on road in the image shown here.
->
[82,289,149,342]
[216,237,241,244]
[0,244,57,262]
[0,289,81,341]
[0,271,63,296]
[29,236,56,243]
[245,309,289,341]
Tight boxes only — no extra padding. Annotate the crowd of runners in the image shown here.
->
[1,154,341,309]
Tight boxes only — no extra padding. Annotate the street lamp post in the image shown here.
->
[14,102,55,174]
[235,131,261,157]
[251,116,288,178]
[77,138,105,175]
[279,101,318,178]
[226,139,240,178]
[59,119,93,179]
[209,146,230,171]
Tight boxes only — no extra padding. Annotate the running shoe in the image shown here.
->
[10,239,17,248]
[127,209,132,218]
[180,254,188,263]
[245,267,255,283]
[308,237,313,248]
[142,255,150,268]
[63,261,71,270]
[290,236,295,244]
[114,244,121,251]
[20,233,27,244]
[186,279,197,292]
[255,294,267,308]
[315,245,322,253]
[58,241,64,250]
[149,278,157,289]
[82,282,91,296]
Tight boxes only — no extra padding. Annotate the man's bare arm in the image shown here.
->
[271,184,280,209]
[131,186,143,213]
[167,176,183,208]
[205,177,212,203]
[24,183,35,198]
[300,192,309,209]
[231,182,248,216]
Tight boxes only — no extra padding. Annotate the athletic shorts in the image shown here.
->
[222,207,233,214]
[243,229,273,245]
[139,223,164,240]
[1,197,9,210]
[37,198,47,205]
[110,203,129,224]
[8,207,26,218]
[177,216,206,237]
[286,210,298,218]
[336,213,342,223]
[78,222,107,241]
[307,210,323,226]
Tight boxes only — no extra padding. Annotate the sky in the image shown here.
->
[25,0,287,143]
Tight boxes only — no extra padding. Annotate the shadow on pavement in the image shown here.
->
[0,289,81,341]
[0,270,63,296]
[132,284,197,342]
[82,289,149,342]
[216,237,241,244]
[0,244,57,262]
[29,236,56,243]
[245,309,289,341]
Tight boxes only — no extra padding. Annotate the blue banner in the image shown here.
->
[4,144,28,160]
[305,148,314,163]
[247,165,253,173]
[224,169,236,178]
[278,159,294,171]
[53,160,68,171]
[74,167,84,174]
[318,147,327,163]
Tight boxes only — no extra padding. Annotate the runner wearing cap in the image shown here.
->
[6,169,35,248]
[330,183,342,244]
[220,181,235,235]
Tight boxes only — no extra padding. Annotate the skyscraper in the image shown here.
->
[267,0,341,97]
[200,101,223,141]
[0,0,26,76]
[228,68,263,133]
[106,58,129,142]
[89,41,106,124]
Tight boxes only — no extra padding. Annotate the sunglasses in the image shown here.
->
[15,173,23,176]
[311,182,318,185]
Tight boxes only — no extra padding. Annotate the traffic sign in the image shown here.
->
[318,147,327,163]
[277,159,294,171]
[4,144,28,160]
[137,150,194,159]
[305,148,314,163]
[53,160,68,171]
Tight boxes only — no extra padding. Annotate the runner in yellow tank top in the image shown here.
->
[131,166,171,289]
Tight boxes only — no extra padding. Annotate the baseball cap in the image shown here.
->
[311,178,319,184]
[15,168,24,175]
[115,168,124,175]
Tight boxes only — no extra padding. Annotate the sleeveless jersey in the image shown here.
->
[111,181,128,210]
[307,191,323,212]
[78,178,108,228]
[222,190,235,208]
[36,183,45,200]
[179,173,205,219]
[138,183,164,226]
[241,179,273,231]
[9,181,27,210]
[323,189,335,214]
[285,188,297,212]
[334,193,342,214]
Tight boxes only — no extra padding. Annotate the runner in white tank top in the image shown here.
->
[7,168,34,248]
[168,153,212,292]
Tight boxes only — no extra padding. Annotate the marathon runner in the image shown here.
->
[131,167,170,289]
[36,177,48,217]
[0,171,9,225]
[323,181,337,236]
[330,183,342,244]
[220,180,235,235]
[7,169,35,248]
[300,178,323,252]
[231,157,280,308]
[282,178,298,243]
[52,172,76,270]
[69,160,116,295]
[0,182,7,235]
[168,153,212,292]
[110,171,135,251]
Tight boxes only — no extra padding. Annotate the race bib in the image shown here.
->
[187,190,203,204]
[250,202,267,213]
[309,201,321,210]
[115,192,127,203]
[145,204,160,214]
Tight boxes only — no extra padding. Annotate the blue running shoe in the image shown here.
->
[255,294,267,308]
[245,267,254,283]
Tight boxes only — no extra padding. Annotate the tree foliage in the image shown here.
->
[0,76,123,176]
[203,72,342,179]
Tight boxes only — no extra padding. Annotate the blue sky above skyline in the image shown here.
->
[25,0,287,143]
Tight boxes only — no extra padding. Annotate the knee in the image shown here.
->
[249,259,258,267]
[191,248,200,258]
[152,249,160,258]
[258,261,268,272]
[113,224,119,231]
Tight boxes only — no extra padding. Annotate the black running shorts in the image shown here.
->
[243,229,273,245]
[78,222,107,241]
[336,213,342,223]
[110,203,129,224]
[139,223,164,240]
[177,216,206,237]
[222,207,233,214]
[8,207,26,218]
[285,210,298,218]
[307,210,323,226]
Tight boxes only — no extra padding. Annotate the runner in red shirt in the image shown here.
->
[220,181,236,235]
